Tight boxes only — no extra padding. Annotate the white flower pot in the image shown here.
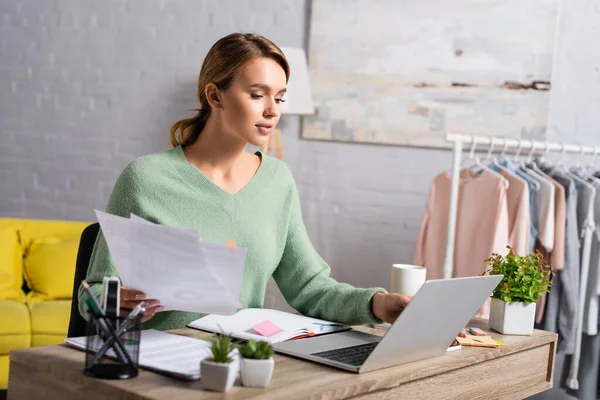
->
[200,359,238,392]
[489,298,536,335]
[240,357,274,387]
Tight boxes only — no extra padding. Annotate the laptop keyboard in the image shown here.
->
[311,342,378,366]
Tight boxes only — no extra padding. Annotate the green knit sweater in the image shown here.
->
[78,146,386,330]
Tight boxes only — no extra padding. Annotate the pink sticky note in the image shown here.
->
[252,320,284,337]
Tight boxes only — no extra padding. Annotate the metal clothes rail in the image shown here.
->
[443,133,600,279]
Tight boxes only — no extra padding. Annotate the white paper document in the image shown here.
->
[65,329,239,380]
[94,210,246,315]
[95,210,132,284]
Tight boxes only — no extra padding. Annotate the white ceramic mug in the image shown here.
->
[390,264,426,296]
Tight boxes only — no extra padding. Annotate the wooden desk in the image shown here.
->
[8,319,557,399]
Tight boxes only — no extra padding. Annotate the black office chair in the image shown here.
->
[67,222,100,338]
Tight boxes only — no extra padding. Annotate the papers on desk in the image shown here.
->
[95,210,246,315]
[65,329,238,380]
[188,308,352,344]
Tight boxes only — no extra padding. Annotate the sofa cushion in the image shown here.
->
[0,354,8,390]
[15,219,89,245]
[28,300,71,347]
[24,238,79,300]
[0,227,25,301]
[0,300,31,355]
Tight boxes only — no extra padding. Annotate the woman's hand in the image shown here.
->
[371,292,412,323]
[120,288,163,323]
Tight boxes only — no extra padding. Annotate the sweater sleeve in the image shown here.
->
[272,176,386,325]
[77,163,142,318]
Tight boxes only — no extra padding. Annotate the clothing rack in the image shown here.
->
[442,132,600,395]
[443,132,600,280]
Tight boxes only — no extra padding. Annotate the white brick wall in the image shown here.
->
[1,0,599,311]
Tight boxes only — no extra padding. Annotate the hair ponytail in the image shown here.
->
[169,33,289,148]
[169,107,210,148]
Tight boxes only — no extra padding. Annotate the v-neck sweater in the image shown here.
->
[78,146,385,330]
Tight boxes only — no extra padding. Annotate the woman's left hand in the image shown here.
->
[371,292,412,323]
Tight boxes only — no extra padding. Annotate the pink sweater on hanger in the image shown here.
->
[498,169,530,256]
[414,169,510,280]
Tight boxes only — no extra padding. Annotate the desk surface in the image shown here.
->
[8,319,557,400]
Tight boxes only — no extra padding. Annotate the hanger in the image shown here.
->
[573,145,600,184]
[540,141,551,165]
[556,141,568,168]
[586,147,600,178]
[461,135,475,168]
[511,138,540,191]
[558,143,596,190]
[461,135,483,170]
[521,141,552,182]
[527,140,537,164]
[528,141,554,179]
[513,137,524,164]
[492,136,523,179]
[586,147,598,171]
[522,139,537,168]
[542,140,550,161]
[500,140,510,161]
[461,135,509,188]
[481,135,499,167]
[502,138,523,169]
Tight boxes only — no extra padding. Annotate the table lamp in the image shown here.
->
[260,46,314,160]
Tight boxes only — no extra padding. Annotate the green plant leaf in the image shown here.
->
[208,333,235,363]
[239,339,274,360]
[488,247,553,304]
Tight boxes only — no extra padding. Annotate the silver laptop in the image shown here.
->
[273,275,503,373]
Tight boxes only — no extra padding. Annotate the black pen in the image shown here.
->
[81,281,105,316]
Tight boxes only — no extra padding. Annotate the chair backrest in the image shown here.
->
[67,222,100,338]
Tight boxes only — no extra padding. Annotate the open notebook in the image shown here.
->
[188,308,352,344]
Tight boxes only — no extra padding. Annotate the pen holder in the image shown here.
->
[84,313,142,380]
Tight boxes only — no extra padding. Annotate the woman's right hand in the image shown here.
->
[120,288,163,323]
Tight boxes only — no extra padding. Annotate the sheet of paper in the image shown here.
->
[128,217,245,315]
[65,329,239,380]
[95,211,246,315]
[94,210,132,286]
[129,213,200,239]
[129,213,229,291]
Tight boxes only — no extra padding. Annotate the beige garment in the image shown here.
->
[498,169,530,256]
[535,178,567,324]
[414,168,510,280]
[527,169,556,252]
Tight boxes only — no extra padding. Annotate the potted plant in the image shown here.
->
[200,333,238,392]
[238,339,275,387]
[487,247,553,335]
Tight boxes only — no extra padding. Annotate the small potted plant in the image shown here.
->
[200,333,238,392]
[238,339,275,387]
[487,247,553,335]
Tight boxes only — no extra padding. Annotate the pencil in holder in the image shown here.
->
[84,312,142,380]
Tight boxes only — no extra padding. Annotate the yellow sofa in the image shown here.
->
[0,218,89,390]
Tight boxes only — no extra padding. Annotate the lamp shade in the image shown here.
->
[279,46,314,115]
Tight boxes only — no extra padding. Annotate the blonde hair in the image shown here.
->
[169,33,290,147]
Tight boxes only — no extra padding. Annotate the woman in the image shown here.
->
[79,33,411,330]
